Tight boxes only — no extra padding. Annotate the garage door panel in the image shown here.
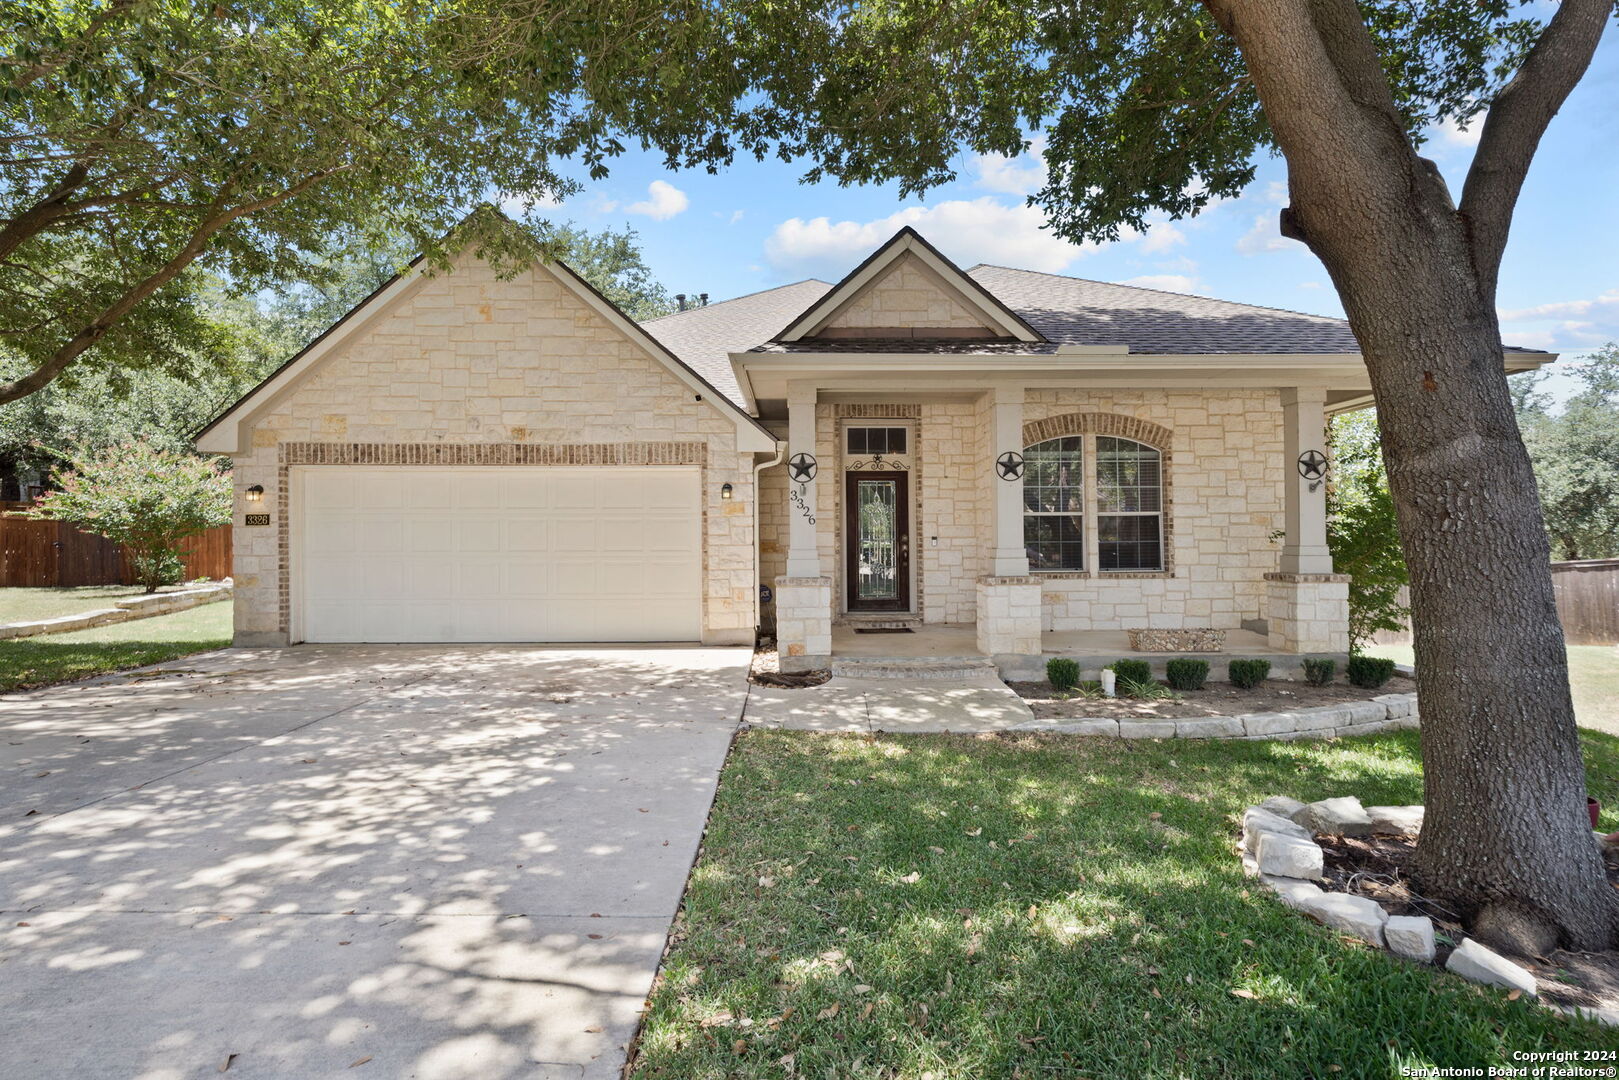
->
[298,467,701,643]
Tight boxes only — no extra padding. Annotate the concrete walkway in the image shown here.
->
[745,672,1035,733]
[0,644,750,1080]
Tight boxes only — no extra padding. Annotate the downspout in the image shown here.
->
[751,439,787,638]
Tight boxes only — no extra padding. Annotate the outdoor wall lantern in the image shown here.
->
[245,485,265,502]
[721,482,734,500]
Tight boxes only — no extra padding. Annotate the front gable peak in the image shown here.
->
[774,227,1045,344]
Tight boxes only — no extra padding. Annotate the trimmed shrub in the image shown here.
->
[1113,658,1152,685]
[1302,657,1336,687]
[1165,658,1209,691]
[1347,654,1397,690]
[1228,658,1271,689]
[1046,657,1081,692]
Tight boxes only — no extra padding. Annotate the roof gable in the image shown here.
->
[196,248,776,454]
[775,227,1044,344]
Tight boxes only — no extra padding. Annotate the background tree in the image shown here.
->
[0,220,672,490]
[0,0,723,404]
[1515,345,1619,561]
[511,0,1618,947]
[26,441,231,592]
[1328,411,1410,652]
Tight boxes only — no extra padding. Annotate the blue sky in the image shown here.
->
[509,23,1618,400]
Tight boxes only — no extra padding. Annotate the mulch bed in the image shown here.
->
[1010,676,1415,719]
[749,637,831,689]
[1318,831,1619,1014]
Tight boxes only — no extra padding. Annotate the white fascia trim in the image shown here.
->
[196,264,434,454]
[777,233,1041,344]
[736,351,1370,373]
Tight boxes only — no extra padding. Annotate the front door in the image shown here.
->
[844,472,910,612]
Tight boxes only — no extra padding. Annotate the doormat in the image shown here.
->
[853,627,915,634]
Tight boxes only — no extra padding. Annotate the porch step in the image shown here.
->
[838,615,922,631]
[830,656,998,680]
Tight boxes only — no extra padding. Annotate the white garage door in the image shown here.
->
[295,466,702,643]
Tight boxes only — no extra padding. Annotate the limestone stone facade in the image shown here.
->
[227,253,757,646]
[818,253,993,333]
[764,388,1300,644]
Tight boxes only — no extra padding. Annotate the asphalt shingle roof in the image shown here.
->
[641,260,1545,408]
[641,280,831,405]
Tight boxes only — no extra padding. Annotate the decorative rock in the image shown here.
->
[1126,627,1225,653]
[1375,693,1415,719]
[1243,712,1302,737]
[1117,720,1177,740]
[1384,915,1437,962]
[1446,938,1537,997]
[1176,716,1244,739]
[1291,708,1342,732]
[1298,891,1388,946]
[1366,805,1425,835]
[1303,796,1374,837]
[1255,831,1324,880]
[1259,795,1309,822]
[1261,875,1326,911]
[1242,806,1314,853]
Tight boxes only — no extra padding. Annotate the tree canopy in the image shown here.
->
[1516,344,1619,561]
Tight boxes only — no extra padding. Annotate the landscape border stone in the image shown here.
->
[1011,692,1419,740]
[0,581,232,641]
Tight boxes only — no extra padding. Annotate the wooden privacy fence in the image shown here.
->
[0,514,232,588]
[1374,558,1619,646]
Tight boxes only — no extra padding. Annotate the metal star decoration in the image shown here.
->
[996,451,1025,481]
[1296,449,1328,481]
[788,452,818,483]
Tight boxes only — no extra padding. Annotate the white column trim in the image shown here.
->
[986,385,1030,577]
[785,383,823,578]
[1279,387,1334,575]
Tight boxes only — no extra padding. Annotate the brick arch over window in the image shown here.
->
[1020,412,1175,576]
[1021,412,1173,450]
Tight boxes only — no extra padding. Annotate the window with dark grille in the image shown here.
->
[846,426,908,456]
[1096,437,1163,570]
[1022,436,1085,570]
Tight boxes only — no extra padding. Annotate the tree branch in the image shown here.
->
[0,167,345,405]
[1460,0,1612,296]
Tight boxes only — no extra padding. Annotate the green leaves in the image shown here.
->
[25,440,231,591]
[1328,411,1410,652]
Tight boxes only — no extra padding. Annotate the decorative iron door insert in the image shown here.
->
[844,471,910,611]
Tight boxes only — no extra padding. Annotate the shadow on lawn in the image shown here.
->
[636,730,1618,1078]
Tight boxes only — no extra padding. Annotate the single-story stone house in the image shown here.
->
[197,226,1550,672]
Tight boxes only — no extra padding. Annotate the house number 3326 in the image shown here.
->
[789,488,816,525]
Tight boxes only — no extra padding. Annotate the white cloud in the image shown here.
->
[497,190,564,218]
[1432,115,1483,147]
[972,136,1048,196]
[1140,222,1187,254]
[627,180,689,220]
[1298,281,1324,290]
[765,198,1097,278]
[1499,289,1619,350]
[1234,180,1296,255]
[1119,274,1203,294]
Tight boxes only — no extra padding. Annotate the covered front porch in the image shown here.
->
[764,377,1352,674]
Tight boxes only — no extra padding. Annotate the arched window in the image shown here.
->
[1023,436,1086,570]
[1095,437,1163,570]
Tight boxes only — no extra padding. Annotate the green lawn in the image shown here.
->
[0,583,203,623]
[633,729,1619,1078]
[1367,644,1619,735]
[0,601,232,692]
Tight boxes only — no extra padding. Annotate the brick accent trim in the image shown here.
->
[274,441,708,636]
[1020,413,1175,577]
[1021,411,1173,449]
[834,403,922,419]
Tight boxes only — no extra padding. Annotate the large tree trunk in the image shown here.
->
[1209,0,1619,951]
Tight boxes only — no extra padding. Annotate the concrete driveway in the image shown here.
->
[0,645,750,1080]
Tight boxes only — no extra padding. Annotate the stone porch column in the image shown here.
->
[777,383,832,671]
[1268,388,1349,653]
[977,385,1042,658]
